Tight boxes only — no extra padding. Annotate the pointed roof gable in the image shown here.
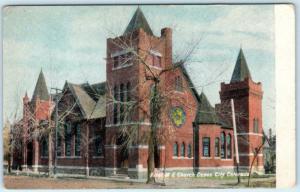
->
[67,83,96,119]
[124,7,153,36]
[90,95,106,119]
[32,70,49,101]
[56,81,106,120]
[230,48,252,83]
[195,92,220,124]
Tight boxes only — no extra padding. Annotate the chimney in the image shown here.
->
[269,128,272,139]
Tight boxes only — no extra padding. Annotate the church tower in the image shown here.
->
[31,69,52,121]
[20,70,53,172]
[219,48,264,172]
[105,7,172,178]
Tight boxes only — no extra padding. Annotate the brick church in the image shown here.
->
[12,8,264,179]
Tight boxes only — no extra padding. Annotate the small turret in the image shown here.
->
[23,91,29,104]
[32,69,49,102]
[230,48,252,83]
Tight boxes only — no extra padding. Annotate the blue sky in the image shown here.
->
[3,5,275,131]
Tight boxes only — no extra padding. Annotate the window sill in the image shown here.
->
[92,156,104,159]
[220,158,233,161]
[149,65,162,70]
[41,156,48,159]
[172,156,193,160]
[112,63,133,70]
[201,157,212,159]
[57,156,82,159]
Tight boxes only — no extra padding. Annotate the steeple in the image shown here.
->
[230,48,252,83]
[23,91,29,103]
[195,92,219,124]
[32,69,49,101]
[124,7,153,36]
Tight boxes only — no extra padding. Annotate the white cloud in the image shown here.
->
[3,5,275,130]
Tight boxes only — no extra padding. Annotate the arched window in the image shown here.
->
[215,137,220,157]
[175,76,183,92]
[173,143,178,157]
[226,134,232,159]
[202,137,210,157]
[64,122,72,157]
[126,82,131,122]
[120,84,124,123]
[113,86,118,124]
[57,132,62,156]
[126,82,131,102]
[75,124,81,156]
[188,144,192,158]
[149,84,156,116]
[94,132,104,156]
[41,137,48,157]
[152,55,161,67]
[113,56,119,68]
[253,118,259,133]
[181,142,185,157]
[220,132,226,159]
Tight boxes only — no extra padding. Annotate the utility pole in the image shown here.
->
[51,87,62,177]
[231,99,240,184]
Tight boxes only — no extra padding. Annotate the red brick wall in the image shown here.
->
[219,78,264,168]
[163,65,198,168]
[198,125,234,167]
[105,27,176,169]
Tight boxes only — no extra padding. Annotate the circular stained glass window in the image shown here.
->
[170,107,186,127]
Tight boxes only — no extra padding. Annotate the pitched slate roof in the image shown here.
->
[58,81,106,120]
[177,62,201,102]
[176,63,229,127]
[32,70,50,101]
[67,83,96,119]
[124,7,153,36]
[230,48,252,83]
[81,82,106,102]
[195,92,220,124]
[90,95,106,119]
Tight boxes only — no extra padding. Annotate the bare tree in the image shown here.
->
[105,27,202,183]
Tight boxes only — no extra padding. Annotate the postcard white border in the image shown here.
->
[275,4,296,188]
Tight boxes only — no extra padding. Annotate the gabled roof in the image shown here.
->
[81,82,106,102]
[195,92,220,125]
[90,95,106,119]
[177,62,201,103]
[176,61,232,128]
[230,48,252,83]
[67,83,96,119]
[124,7,153,36]
[32,70,49,101]
[58,81,106,120]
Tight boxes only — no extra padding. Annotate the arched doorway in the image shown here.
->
[116,135,128,174]
[26,142,33,168]
[154,144,160,168]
